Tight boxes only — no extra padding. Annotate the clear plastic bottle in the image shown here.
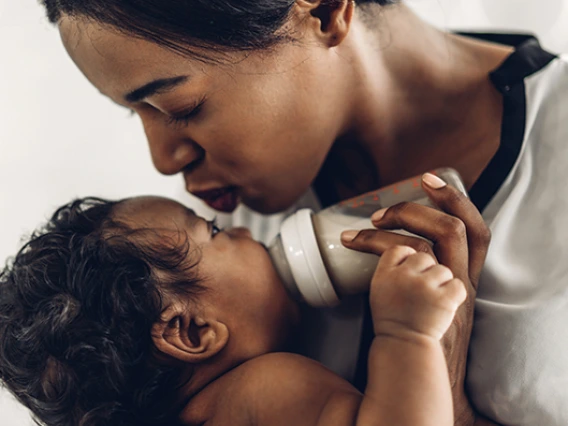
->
[268,168,468,307]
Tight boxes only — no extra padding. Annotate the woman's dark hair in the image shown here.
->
[0,197,203,426]
[41,0,399,59]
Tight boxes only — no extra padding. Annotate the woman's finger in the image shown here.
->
[341,228,438,261]
[369,174,490,290]
[370,201,469,287]
[420,173,491,286]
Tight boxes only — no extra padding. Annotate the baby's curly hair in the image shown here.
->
[0,197,203,426]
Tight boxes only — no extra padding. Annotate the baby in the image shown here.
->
[0,195,465,426]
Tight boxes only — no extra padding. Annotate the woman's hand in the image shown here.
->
[341,173,491,426]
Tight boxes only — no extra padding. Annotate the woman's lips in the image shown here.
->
[192,186,239,213]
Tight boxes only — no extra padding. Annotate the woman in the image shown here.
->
[37,0,568,424]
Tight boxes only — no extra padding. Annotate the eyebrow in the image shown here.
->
[183,207,201,229]
[124,75,189,103]
[182,205,196,219]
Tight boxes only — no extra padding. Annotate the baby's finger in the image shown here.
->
[439,278,467,308]
[401,251,437,272]
[421,264,454,288]
[378,245,417,268]
[369,201,468,282]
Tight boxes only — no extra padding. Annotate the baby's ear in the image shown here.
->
[151,302,229,364]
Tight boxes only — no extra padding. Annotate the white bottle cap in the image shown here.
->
[279,209,340,307]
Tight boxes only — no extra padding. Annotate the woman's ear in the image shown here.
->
[151,303,229,364]
[295,0,355,47]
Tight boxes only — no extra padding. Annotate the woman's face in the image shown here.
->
[58,13,352,214]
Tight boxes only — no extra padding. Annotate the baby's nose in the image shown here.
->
[226,227,252,239]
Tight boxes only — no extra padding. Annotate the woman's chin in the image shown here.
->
[241,194,299,215]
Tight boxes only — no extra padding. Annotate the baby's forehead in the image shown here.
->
[113,196,200,228]
[109,197,205,254]
[107,197,207,250]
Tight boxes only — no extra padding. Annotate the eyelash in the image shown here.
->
[209,217,223,237]
[166,98,206,127]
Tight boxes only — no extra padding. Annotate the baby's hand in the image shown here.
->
[341,226,467,340]
[369,245,466,341]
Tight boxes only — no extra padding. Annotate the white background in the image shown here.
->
[1,0,568,423]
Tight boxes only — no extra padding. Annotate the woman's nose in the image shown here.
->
[142,117,203,176]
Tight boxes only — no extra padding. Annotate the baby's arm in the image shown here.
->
[361,331,452,425]
[356,245,465,426]
[231,245,464,426]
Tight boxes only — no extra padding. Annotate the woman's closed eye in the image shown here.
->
[166,98,206,128]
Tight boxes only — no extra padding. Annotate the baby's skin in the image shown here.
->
[178,245,464,426]
[0,175,495,426]
[127,175,491,426]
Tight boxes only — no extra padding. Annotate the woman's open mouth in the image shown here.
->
[191,186,240,213]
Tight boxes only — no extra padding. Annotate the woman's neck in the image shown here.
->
[327,4,514,198]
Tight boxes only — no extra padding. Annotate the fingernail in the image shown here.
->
[371,208,387,222]
[422,173,447,189]
[341,230,358,242]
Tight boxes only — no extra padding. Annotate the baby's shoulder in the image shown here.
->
[238,353,362,426]
[238,352,351,385]
[182,353,361,426]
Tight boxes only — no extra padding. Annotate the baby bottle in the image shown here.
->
[268,168,468,307]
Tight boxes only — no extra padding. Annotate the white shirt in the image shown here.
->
[467,38,568,425]
[181,33,568,425]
